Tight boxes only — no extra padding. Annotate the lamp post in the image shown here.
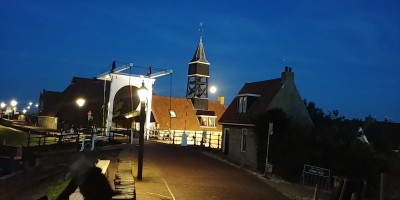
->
[137,81,148,180]
[0,102,5,118]
[10,99,17,120]
[76,98,85,128]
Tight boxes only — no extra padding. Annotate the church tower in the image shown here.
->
[186,37,210,110]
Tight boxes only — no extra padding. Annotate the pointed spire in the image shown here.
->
[190,37,209,64]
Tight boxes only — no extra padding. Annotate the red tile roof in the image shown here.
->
[219,78,282,126]
[152,95,226,132]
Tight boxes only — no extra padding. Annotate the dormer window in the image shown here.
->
[237,94,260,114]
[198,116,217,127]
[169,109,176,118]
[238,96,247,113]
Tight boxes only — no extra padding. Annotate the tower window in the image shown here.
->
[238,96,247,113]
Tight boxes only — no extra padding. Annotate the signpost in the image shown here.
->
[300,164,331,191]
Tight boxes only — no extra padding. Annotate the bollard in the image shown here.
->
[313,184,320,200]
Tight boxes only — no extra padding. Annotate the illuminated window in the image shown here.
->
[169,109,176,118]
[238,96,247,113]
[198,116,216,127]
[241,129,247,152]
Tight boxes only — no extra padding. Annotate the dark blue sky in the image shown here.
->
[1,0,399,121]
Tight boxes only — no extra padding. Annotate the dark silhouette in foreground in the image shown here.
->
[56,155,113,200]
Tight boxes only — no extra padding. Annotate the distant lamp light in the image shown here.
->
[76,98,85,107]
[27,106,31,109]
[29,102,33,106]
[35,103,39,108]
[137,82,148,102]
[210,86,217,94]
[0,102,6,108]
[22,109,27,114]
[10,99,17,107]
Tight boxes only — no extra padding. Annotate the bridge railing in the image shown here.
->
[149,129,223,149]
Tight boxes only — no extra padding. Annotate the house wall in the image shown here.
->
[224,125,258,170]
[38,116,58,130]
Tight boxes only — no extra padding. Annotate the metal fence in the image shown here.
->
[149,129,223,149]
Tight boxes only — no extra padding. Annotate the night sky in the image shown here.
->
[1,0,399,121]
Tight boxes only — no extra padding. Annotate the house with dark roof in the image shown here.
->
[219,67,312,169]
[38,77,110,130]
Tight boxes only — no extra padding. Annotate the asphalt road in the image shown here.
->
[133,142,289,200]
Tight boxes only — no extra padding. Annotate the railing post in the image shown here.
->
[172,131,175,145]
[209,132,211,148]
[38,137,41,146]
[27,131,31,147]
[217,133,220,149]
[76,133,80,151]
[194,131,197,146]
[43,136,46,145]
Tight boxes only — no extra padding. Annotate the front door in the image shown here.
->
[222,128,229,154]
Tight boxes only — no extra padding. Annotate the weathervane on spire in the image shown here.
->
[199,22,204,39]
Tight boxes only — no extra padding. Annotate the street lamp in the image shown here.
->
[10,99,17,107]
[76,98,86,128]
[137,81,148,180]
[10,100,17,120]
[22,109,27,114]
[0,102,5,118]
[29,102,33,106]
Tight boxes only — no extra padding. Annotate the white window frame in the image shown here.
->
[169,109,176,118]
[241,129,247,152]
[238,96,248,114]
[198,116,217,128]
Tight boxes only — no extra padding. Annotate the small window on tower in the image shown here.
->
[169,109,176,118]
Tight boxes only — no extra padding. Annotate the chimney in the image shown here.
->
[218,96,225,106]
[281,66,294,84]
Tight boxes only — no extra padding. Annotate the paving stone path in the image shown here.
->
[112,147,136,200]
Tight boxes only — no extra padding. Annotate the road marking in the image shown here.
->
[162,178,176,200]
[147,192,171,199]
